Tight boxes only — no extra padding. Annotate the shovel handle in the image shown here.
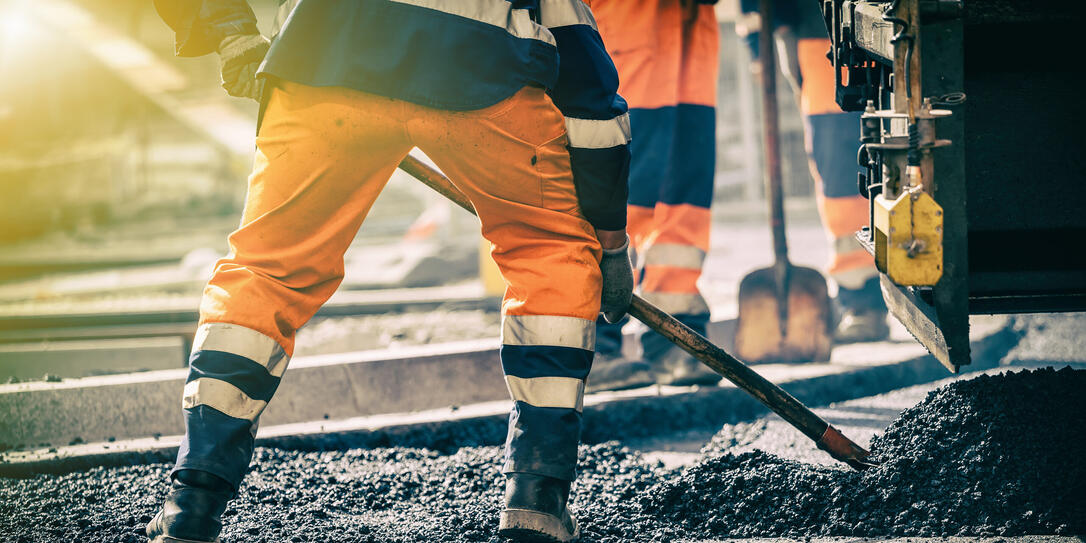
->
[397,155,873,470]
[758,0,789,265]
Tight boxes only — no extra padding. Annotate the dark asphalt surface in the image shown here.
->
[3,365,1083,542]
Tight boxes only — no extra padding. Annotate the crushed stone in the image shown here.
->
[1,368,1082,542]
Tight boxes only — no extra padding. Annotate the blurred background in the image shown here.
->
[0,0,827,383]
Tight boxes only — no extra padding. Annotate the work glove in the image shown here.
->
[217,33,270,101]
[599,236,634,324]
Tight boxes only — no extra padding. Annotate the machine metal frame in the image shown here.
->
[818,0,1086,371]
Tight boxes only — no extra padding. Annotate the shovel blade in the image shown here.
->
[734,264,833,363]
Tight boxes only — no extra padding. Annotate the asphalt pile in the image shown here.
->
[2,368,1083,542]
[647,366,1086,538]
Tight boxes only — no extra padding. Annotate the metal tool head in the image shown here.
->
[735,264,833,364]
[817,425,880,471]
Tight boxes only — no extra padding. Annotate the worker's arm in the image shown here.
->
[542,3,632,244]
[153,0,270,100]
[153,0,259,57]
[542,2,633,320]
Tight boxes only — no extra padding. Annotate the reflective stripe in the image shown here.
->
[833,234,864,256]
[540,0,597,29]
[273,0,301,35]
[502,315,595,350]
[182,378,267,421]
[642,243,706,270]
[832,266,879,290]
[192,323,289,378]
[565,113,632,149]
[388,0,556,46]
[641,291,710,316]
[506,375,585,411]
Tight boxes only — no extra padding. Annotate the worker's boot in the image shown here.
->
[834,277,890,343]
[498,473,580,543]
[586,353,655,393]
[650,346,721,387]
[834,307,890,343]
[146,469,234,543]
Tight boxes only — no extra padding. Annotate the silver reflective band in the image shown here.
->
[540,0,597,29]
[182,378,267,422]
[564,113,632,149]
[389,0,556,46]
[642,243,707,270]
[502,315,595,350]
[273,0,301,35]
[641,291,710,316]
[831,266,880,290]
[192,323,289,378]
[506,375,585,411]
[833,234,864,256]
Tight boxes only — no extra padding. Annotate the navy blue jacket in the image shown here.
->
[155,0,631,230]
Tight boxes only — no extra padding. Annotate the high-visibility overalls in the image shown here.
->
[156,0,631,489]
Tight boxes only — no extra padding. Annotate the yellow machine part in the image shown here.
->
[479,238,506,296]
[872,189,944,286]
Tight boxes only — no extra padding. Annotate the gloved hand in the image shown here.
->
[599,236,634,324]
[217,33,270,101]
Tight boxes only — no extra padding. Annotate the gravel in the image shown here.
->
[2,368,1083,542]
[648,366,1086,538]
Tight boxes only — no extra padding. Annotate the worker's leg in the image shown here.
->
[173,82,413,489]
[796,38,888,341]
[411,86,600,485]
[589,0,681,390]
[638,3,721,384]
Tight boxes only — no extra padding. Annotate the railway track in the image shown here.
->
[0,283,499,350]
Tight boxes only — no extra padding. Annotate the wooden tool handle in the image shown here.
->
[759,0,789,265]
[397,154,874,470]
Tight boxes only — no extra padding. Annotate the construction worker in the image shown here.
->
[739,0,889,342]
[585,0,723,393]
[147,1,632,542]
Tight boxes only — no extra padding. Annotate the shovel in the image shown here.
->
[396,155,873,471]
[734,0,833,364]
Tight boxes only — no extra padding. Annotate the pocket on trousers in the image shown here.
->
[535,134,581,216]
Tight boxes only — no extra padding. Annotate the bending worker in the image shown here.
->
[148,1,633,542]
[740,0,889,342]
[587,0,724,392]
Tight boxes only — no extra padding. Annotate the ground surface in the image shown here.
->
[2,363,1083,543]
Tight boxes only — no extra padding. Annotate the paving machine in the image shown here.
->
[816,0,1086,371]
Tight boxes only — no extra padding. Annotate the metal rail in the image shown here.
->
[0,284,499,349]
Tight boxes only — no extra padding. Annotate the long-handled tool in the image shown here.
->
[733,0,834,364]
[396,155,875,471]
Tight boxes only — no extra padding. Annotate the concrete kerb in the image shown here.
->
[0,338,505,451]
[0,316,1018,478]
[0,318,731,450]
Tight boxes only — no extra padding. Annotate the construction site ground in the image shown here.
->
[2,210,1083,542]
[2,313,1083,542]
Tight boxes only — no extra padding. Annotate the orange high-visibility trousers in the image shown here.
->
[202,82,602,351]
[592,0,719,359]
[796,38,879,292]
[177,82,602,486]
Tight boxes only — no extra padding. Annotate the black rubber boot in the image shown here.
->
[586,353,655,393]
[146,469,234,543]
[498,473,580,543]
[650,346,722,387]
[834,277,890,343]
